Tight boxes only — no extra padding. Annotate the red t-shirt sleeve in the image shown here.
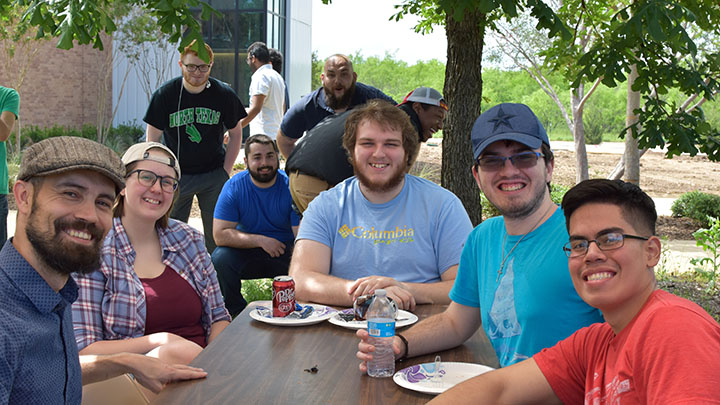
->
[534,324,606,404]
[629,305,720,404]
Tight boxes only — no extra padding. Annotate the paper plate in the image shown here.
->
[327,308,418,330]
[248,301,337,326]
[393,362,495,395]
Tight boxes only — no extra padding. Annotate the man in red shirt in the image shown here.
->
[429,179,720,405]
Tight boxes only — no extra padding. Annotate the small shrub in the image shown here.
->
[691,216,720,293]
[11,124,144,156]
[671,191,720,227]
[106,125,144,155]
[241,278,273,303]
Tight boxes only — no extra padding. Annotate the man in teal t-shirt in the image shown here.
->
[357,103,603,373]
[0,86,19,244]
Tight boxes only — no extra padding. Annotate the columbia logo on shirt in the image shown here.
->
[338,224,415,245]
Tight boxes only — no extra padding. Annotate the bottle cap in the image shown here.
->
[375,289,386,296]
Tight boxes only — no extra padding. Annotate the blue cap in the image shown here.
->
[471,103,550,159]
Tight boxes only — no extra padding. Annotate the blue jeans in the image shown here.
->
[171,167,229,254]
[211,245,293,317]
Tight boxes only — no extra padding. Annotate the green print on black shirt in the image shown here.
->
[169,107,222,143]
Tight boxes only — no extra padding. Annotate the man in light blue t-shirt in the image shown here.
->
[212,135,300,316]
[290,100,472,310]
[357,103,603,372]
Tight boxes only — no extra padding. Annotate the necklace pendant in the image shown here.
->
[496,266,503,282]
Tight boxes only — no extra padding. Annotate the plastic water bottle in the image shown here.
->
[366,289,396,378]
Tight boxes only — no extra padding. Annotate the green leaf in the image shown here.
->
[57,22,74,50]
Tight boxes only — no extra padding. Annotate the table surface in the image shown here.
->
[153,303,499,404]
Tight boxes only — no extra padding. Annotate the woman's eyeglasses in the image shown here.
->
[127,169,178,192]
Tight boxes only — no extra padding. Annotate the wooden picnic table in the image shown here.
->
[153,303,499,404]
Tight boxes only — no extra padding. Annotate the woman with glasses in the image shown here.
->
[71,142,230,388]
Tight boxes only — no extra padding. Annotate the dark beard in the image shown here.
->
[324,80,356,111]
[249,165,278,184]
[353,162,407,194]
[495,181,547,220]
[26,214,105,276]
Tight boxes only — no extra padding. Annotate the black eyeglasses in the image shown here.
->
[127,169,179,193]
[476,151,544,171]
[182,63,212,72]
[563,232,649,258]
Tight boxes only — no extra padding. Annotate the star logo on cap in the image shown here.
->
[488,106,515,132]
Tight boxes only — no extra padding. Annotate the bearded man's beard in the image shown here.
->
[353,159,407,194]
[248,163,279,184]
[325,79,356,110]
[26,212,105,276]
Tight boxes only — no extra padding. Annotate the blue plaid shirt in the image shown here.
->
[72,218,231,351]
[0,240,82,404]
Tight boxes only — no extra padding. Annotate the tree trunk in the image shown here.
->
[442,10,485,226]
[624,64,641,184]
[608,147,648,180]
[570,86,589,183]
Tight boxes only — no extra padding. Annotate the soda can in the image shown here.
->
[272,276,295,317]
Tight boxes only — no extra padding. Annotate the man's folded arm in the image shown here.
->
[289,239,356,306]
[399,264,457,305]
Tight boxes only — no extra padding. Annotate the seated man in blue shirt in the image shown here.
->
[212,134,300,316]
[276,53,396,159]
[0,136,206,404]
[290,100,472,310]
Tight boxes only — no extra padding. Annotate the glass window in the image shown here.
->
[239,0,264,10]
[189,0,287,103]
[210,11,236,90]
[237,11,265,104]
[212,0,235,9]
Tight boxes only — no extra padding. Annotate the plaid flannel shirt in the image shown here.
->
[72,217,231,350]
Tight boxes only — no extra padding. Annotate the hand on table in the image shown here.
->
[257,236,286,258]
[356,329,404,374]
[348,276,416,311]
[125,354,207,393]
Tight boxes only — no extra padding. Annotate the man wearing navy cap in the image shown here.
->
[357,103,603,371]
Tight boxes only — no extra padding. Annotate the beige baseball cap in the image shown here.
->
[121,142,181,179]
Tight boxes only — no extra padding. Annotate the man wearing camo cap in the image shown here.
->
[0,136,206,403]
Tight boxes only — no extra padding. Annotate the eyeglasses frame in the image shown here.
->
[127,169,179,193]
[563,233,650,258]
[475,151,545,171]
[182,63,212,73]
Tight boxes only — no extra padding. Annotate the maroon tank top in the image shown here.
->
[140,266,207,347]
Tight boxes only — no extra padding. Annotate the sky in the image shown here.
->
[311,0,448,64]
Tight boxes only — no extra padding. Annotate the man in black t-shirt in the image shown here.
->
[285,87,448,213]
[144,40,247,253]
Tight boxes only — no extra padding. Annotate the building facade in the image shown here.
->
[113,0,312,128]
[1,0,311,133]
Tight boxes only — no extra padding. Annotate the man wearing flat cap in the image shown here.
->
[0,136,206,403]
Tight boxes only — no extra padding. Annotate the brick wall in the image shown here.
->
[0,37,112,131]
